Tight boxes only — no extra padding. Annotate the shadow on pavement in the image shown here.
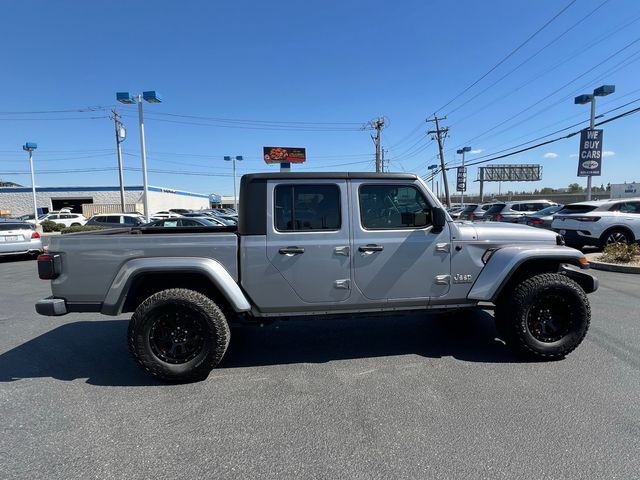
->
[0,254,37,264]
[0,310,515,386]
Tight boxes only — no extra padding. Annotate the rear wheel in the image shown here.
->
[494,273,590,359]
[128,288,230,382]
[600,228,633,248]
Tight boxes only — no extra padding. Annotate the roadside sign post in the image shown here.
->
[456,146,471,205]
[574,85,614,200]
[23,142,38,226]
[577,129,603,178]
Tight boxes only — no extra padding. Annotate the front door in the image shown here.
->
[266,180,351,304]
[350,180,451,301]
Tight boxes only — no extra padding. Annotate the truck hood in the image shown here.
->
[454,221,558,244]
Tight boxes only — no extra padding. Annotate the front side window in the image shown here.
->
[359,184,432,229]
[274,184,341,231]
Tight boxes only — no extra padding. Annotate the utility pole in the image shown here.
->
[381,147,386,172]
[111,108,126,212]
[427,115,450,207]
[368,117,385,173]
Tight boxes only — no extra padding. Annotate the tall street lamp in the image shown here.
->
[23,142,39,225]
[224,155,243,211]
[575,84,614,201]
[456,146,471,206]
[117,90,162,222]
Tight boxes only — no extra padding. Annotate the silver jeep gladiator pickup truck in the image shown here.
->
[36,172,598,382]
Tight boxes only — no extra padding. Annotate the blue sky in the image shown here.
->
[1,0,639,196]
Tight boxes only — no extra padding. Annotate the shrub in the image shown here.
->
[41,220,65,232]
[61,225,108,235]
[600,242,640,263]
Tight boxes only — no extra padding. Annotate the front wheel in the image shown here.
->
[128,288,230,382]
[494,273,590,360]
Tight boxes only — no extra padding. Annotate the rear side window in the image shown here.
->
[359,184,431,229]
[122,216,140,225]
[275,184,341,231]
[610,201,640,213]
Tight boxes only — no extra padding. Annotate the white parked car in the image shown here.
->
[551,198,640,248]
[38,212,87,227]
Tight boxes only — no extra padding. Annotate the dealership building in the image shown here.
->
[0,185,220,217]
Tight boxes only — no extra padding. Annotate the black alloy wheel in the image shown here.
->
[148,305,207,364]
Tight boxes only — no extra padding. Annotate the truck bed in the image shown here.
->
[47,229,239,304]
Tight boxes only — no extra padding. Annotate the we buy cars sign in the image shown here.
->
[577,129,603,177]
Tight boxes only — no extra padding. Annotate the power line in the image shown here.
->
[448,11,640,129]
[446,0,611,117]
[434,0,577,114]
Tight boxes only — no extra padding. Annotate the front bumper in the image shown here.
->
[560,263,599,294]
[35,297,68,316]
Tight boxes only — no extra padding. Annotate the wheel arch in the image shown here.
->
[468,246,588,302]
[101,257,252,316]
[598,225,636,246]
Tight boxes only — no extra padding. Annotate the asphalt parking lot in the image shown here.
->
[1,257,639,479]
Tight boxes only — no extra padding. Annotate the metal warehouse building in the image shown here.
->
[0,185,218,217]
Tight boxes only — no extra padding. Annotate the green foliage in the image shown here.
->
[40,220,65,232]
[600,243,640,264]
[567,183,583,193]
[61,225,108,235]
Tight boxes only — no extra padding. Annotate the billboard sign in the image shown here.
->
[477,164,542,182]
[577,129,603,177]
[263,147,306,164]
[456,167,467,192]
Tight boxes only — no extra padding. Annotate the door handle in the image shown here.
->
[358,244,384,253]
[279,247,305,256]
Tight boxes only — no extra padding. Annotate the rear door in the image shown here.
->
[265,180,351,304]
[351,180,451,301]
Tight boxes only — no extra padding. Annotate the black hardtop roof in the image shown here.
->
[241,172,417,181]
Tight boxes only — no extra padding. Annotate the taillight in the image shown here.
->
[31,231,40,239]
[469,213,475,221]
[530,218,544,225]
[496,213,504,221]
[37,254,61,280]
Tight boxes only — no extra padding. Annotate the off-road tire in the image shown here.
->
[128,288,230,383]
[494,273,590,360]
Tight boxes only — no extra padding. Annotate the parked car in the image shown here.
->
[0,222,43,257]
[483,200,557,223]
[37,172,597,383]
[169,209,192,215]
[457,203,500,221]
[150,211,183,220]
[446,206,464,219]
[516,204,564,229]
[86,213,146,228]
[551,198,640,248]
[144,217,227,228]
[38,212,86,227]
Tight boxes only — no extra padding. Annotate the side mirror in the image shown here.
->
[432,207,446,232]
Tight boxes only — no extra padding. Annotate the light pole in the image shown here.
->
[427,164,438,194]
[23,142,39,225]
[574,85,614,201]
[117,91,162,222]
[224,155,243,211]
[456,146,471,206]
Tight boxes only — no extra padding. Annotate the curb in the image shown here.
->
[586,253,640,274]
